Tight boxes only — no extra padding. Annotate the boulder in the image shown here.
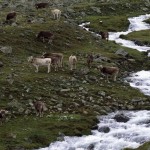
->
[98,126,110,133]
[113,113,129,122]
[0,46,12,54]
[87,143,95,150]
[115,49,128,57]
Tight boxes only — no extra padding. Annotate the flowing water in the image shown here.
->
[39,14,150,150]
[126,70,150,96]
[109,14,150,52]
[39,111,150,150]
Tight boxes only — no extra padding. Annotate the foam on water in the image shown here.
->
[126,70,150,96]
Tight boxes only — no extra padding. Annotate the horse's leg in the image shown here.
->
[48,64,51,73]
[35,65,39,73]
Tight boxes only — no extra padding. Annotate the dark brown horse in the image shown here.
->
[6,12,16,21]
[99,31,109,41]
[87,54,94,68]
[35,3,49,9]
[36,31,54,43]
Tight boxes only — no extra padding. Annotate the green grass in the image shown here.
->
[0,114,96,149]
[79,15,130,32]
[120,30,150,43]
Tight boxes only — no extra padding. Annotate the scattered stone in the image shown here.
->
[90,7,101,13]
[115,49,129,57]
[0,46,12,54]
[98,91,106,97]
[98,126,110,133]
[57,132,65,141]
[113,113,130,122]
[60,88,71,92]
[0,61,4,67]
[87,143,95,150]
[91,125,98,130]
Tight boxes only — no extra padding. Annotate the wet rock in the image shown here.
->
[133,40,144,46]
[57,132,65,141]
[98,126,110,133]
[113,113,130,122]
[91,125,98,130]
[74,130,82,136]
[87,143,95,150]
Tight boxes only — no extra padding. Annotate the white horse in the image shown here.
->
[28,56,51,73]
[51,9,61,20]
[69,55,77,70]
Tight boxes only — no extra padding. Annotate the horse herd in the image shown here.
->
[5,2,61,24]
[27,51,119,117]
[0,2,119,119]
[28,52,77,72]
[28,52,119,82]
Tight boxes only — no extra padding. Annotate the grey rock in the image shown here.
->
[98,126,110,133]
[115,49,129,57]
[113,113,130,122]
[57,132,65,141]
[87,143,95,150]
[0,61,4,67]
[78,68,90,75]
[98,91,106,96]
[90,7,101,13]
[60,88,71,92]
[0,46,12,54]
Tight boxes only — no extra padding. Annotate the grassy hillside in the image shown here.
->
[0,0,150,149]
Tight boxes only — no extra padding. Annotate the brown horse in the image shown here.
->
[99,31,109,41]
[87,54,94,68]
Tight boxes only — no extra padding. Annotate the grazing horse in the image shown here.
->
[37,31,54,43]
[33,101,47,117]
[99,31,109,41]
[42,52,64,70]
[87,54,94,68]
[97,65,119,81]
[0,109,9,124]
[69,55,77,70]
[28,56,52,73]
[51,9,61,20]
[35,3,48,9]
[6,12,16,23]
